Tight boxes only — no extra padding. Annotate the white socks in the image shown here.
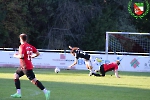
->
[17,89,21,94]
[90,70,94,73]
[17,89,48,95]
[43,88,48,94]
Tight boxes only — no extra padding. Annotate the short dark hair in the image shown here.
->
[116,60,120,65]
[20,33,27,41]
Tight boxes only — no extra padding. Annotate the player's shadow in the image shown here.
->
[1,77,150,100]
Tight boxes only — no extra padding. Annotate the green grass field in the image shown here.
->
[0,68,150,100]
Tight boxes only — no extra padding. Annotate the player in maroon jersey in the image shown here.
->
[92,60,120,78]
[11,33,50,100]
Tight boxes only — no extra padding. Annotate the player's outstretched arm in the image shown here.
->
[114,70,120,78]
[68,59,77,69]
[69,46,73,49]
[69,46,79,50]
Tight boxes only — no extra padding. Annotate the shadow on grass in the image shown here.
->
[1,67,150,77]
[0,78,150,100]
[117,71,150,77]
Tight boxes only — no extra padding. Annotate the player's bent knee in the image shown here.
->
[88,66,92,70]
[14,73,19,79]
[31,78,37,84]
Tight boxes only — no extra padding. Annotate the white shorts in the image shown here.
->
[85,60,92,66]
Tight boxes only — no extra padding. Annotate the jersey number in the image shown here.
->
[26,47,33,60]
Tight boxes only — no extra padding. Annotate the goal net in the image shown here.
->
[105,32,150,55]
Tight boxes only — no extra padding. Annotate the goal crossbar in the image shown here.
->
[106,32,150,35]
[105,32,150,56]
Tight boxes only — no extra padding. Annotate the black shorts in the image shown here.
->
[84,54,90,60]
[100,65,105,76]
[16,68,35,80]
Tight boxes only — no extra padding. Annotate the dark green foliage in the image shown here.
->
[0,0,149,50]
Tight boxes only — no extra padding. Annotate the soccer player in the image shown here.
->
[93,60,120,78]
[68,46,95,76]
[11,33,50,100]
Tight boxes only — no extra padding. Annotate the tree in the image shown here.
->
[0,0,29,47]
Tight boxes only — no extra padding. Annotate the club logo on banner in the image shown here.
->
[52,54,74,66]
[60,54,66,65]
[130,58,140,68]
[52,54,66,65]
[60,54,65,59]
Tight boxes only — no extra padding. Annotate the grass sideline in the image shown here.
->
[0,67,150,100]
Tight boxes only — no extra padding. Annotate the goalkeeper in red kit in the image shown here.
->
[92,60,120,78]
[11,33,50,100]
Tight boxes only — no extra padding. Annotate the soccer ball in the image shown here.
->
[54,67,60,73]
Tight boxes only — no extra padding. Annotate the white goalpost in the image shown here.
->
[105,32,150,55]
[105,32,150,62]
